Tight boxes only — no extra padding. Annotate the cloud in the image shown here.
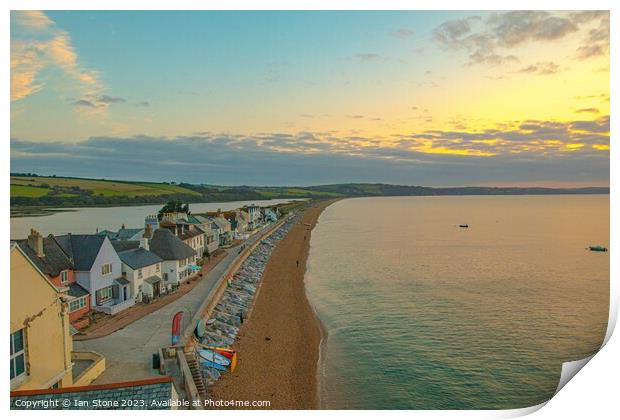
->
[354,53,383,62]
[390,29,414,39]
[10,117,609,186]
[576,108,599,114]
[11,11,104,104]
[433,11,608,66]
[12,10,54,30]
[73,99,98,108]
[515,61,560,75]
[136,101,150,107]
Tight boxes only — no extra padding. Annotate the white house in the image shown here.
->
[188,215,219,255]
[148,228,197,288]
[55,234,134,315]
[116,234,164,302]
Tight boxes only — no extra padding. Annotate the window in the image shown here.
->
[155,263,160,273]
[60,270,69,285]
[101,263,113,275]
[138,268,143,279]
[69,296,87,312]
[10,329,26,381]
[96,286,113,304]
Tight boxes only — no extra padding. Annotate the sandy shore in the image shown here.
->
[209,199,337,409]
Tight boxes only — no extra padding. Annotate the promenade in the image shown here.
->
[74,227,270,384]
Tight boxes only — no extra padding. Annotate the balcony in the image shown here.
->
[71,351,106,386]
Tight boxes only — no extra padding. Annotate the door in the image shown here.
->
[123,286,128,301]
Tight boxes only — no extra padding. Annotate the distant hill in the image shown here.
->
[10,174,609,210]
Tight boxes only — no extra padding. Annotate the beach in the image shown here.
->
[208,199,336,409]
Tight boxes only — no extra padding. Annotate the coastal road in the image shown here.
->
[73,227,271,384]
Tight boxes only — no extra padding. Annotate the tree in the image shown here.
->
[158,200,190,220]
[202,248,211,261]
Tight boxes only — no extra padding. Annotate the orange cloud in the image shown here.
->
[11,11,103,105]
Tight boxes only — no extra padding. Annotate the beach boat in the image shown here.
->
[199,349,231,367]
[459,224,469,228]
[201,359,227,371]
[588,245,608,252]
[199,344,236,359]
[202,366,221,381]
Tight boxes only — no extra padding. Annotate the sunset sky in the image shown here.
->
[10,10,609,186]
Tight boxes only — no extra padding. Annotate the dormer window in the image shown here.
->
[60,270,69,285]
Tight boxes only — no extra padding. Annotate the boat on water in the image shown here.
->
[588,245,608,252]
[199,349,231,366]
[459,224,469,228]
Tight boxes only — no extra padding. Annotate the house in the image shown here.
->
[11,243,75,391]
[54,234,134,315]
[205,212,233,246]
[15,229,91,328]
[160,217,205,260]
[263,207,279,223]
[223,209,249,238]
[188,214,219,255]
[115,227,164,302]
[11,376,179,410]
[149,228,197,288]
[242,204,262,229]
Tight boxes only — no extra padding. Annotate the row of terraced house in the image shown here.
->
[12,205,281,334]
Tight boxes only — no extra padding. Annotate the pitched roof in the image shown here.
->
[149,228,196,261]
[118,248,163,269]
[14,236,73,278]
[53,234,107,271]
[10,377,177,410]
[98,228,143,241]
[111,240,140,252]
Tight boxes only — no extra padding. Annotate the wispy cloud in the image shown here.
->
[515,61,560,75]
[354,53,383,62]
[576,108,600,114]
[11,10,104,104]
[390,29,414,39]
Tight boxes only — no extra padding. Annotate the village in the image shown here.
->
[10,200,308,409]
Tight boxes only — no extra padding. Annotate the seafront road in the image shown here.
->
[73,229,269,384]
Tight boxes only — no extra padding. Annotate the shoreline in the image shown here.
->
[208,199,338,409]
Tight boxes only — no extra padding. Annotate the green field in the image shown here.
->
[10,184,51,197]
[11,176,201,198]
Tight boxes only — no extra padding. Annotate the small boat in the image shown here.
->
[588,245,608,252]
[201,359,227,371]
[199,349,231,366]
[459,224,469,228]
[200,344,236,359]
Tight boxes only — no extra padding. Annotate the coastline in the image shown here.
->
[209,199,337,409]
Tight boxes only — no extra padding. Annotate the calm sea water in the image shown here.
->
[305,195,609,409]
[10,198,304,238]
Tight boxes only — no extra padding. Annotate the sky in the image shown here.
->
[10,10,610,187]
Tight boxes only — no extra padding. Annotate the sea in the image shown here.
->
[304,195,609,409]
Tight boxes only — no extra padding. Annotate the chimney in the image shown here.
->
[141,224,152,251]
[121,223,126,230]
[27,228,44,258]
